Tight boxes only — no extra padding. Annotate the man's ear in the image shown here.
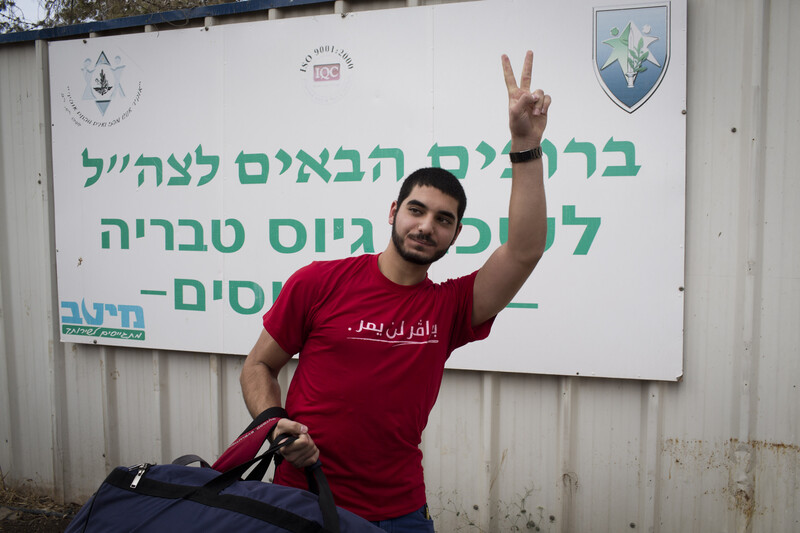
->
[389,201,398,224]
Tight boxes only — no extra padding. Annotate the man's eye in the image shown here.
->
[438,217,452,225]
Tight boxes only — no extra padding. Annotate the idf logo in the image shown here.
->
[60,48,142,128]
[593,3,670,113]
[82,51,127,116]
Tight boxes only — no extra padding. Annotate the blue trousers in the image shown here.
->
[371,504,435,533]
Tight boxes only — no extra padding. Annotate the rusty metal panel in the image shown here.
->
[751,0,800,528]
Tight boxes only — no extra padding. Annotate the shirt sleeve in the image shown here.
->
[262,262,319,355]
[445,270,495,355]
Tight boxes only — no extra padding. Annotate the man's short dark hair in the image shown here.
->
[397,167,467,223]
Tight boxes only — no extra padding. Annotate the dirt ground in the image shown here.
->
[0,485,82,533]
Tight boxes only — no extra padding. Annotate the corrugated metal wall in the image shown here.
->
[1,0,798,531]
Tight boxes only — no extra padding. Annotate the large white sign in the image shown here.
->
[49,0,686,380]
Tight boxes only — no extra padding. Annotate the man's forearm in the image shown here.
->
[240,359,283,418]
[507,135,547,268]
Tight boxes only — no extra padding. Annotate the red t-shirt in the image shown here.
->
[263,254,493,521]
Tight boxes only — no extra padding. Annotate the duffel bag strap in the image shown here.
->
[212,407,288,472]
[242,407,289,438]
[197,434,340,533]
[172,454,211,468]
[306,460,338,532]
[176,407,287,472]
[201,433,297,494]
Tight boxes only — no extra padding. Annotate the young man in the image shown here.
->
[240,51,551,530]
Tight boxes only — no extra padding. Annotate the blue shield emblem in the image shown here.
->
[593,3,670,113]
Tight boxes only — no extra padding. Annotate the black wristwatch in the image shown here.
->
[509,146,543,163]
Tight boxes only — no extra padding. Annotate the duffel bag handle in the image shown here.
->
[203,433,296,492]
[306,460,338,531]
[197,434,340,533]
[171,454,211,468]
[212,407,287,473]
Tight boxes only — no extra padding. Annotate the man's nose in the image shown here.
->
[417,215,434,233]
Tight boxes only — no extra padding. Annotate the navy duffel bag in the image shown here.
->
[65,433,383,532]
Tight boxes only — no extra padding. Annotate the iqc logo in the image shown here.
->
[60,299,146,341]
[300,45,355,103]
[314,63,341,82]
[593,3,670,112]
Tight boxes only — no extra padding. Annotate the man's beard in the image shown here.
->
[391,219,450,266]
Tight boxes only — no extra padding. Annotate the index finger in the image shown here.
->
[276,418,309,435]
[501,54,519,94]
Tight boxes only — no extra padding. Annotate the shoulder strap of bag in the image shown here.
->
[212,407,287,472]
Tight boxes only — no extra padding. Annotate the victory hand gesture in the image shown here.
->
[502,51,551,148]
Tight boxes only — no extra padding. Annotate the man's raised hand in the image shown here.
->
[502,51,551,147]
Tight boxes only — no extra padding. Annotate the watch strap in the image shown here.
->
[509,146,543,163]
